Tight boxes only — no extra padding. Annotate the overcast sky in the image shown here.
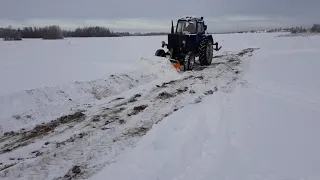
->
[0,0,319,32]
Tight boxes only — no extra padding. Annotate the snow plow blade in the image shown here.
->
[169,59,181,71]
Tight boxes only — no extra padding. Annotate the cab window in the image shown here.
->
[197,22,204,33]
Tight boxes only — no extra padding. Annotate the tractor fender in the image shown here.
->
[205,34,214,43]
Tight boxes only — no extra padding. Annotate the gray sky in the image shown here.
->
[0,0,319,32]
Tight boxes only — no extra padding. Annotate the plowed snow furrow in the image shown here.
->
[0,48,258,180]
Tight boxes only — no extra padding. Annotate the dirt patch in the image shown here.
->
[194,75,204,80]
[114,94,142,107]
[91,115,101,122]
[119,119,126,124]
[194,97,203,104]
[127,105,148,116]
[0,110,86,154]
[72,166,81,174]
[3,131,16,137]
[156,80,176,88]
[105,116,120,125]
[55,132,88,148]
[31,150,43,157]
[25,115,33,119]
[237,48,259,57]
[133,105,148,111]
[156,75,194,88]
[204,90,214,95]
[111,107,126,114]
[213,55,225,58]
[109,97,125,103]
[124,126,149,137]
[0,163,17,172]
[55,111,86,124]
[177,87,189,94]
[227,57,240,63]
[157,86,190,100]
[12,115,21,120]
[158,91,175,100]
[128,94,142,103]
[60,165,84,180]
[204,87,218,95]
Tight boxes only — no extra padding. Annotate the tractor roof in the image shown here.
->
[178,16,204,22]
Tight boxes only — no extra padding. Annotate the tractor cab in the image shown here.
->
[174,17,207,35]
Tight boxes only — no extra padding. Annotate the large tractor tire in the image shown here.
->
[155,49,166,57]
[198,37,213,66]
[183,51,196,71]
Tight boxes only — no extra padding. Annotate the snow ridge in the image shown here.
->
[0,56,179,134]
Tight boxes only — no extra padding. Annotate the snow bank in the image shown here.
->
[0,55,180,134]
[0,36,168,96]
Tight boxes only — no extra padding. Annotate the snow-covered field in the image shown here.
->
[1,32,320,180]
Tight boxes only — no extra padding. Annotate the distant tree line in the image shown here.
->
[310,24,320,33]
[290,26,308,33]
[266,28,291,33]
[289,24,320,34]
[1,26,22,41]
[0,25,169,41]
[0,25,65,40]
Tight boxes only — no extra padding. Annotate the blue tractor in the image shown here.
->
[155,16,222,71]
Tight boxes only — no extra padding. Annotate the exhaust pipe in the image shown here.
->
[171,20,174,34]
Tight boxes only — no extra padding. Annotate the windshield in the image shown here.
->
[176,20,196,34]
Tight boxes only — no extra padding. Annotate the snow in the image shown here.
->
[0,36,178,133]
[1,32,320,180]
[92,88,319,180]
[0,58,174,133]
[0,36,166,96]
[90,33,320,180]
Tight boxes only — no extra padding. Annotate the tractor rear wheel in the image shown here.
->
[198,38,213,66]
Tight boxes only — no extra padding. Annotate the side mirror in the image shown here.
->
[204,25,207,31]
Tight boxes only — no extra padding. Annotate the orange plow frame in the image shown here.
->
[173,61,181,70]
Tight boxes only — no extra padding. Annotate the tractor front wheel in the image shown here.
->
[183,51,196,71]
[155,49,166,57]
